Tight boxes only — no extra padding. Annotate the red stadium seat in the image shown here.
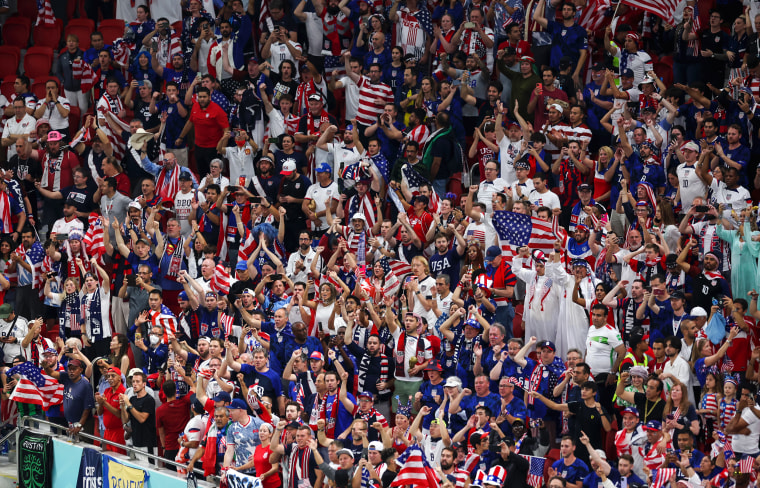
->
[68,105,81,134]
[0,46,20,79]
[658,55,674,67]
[654,62,673,87]
[24,47,55,80]
[17,1,39,22]
[65,19,96,51]
[1,75,17,100]
[2,17,32,49]
[32,77,59,100]
[99,19,127,45]
[33,18,63,50]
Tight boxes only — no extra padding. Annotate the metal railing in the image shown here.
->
[18,416,220,484]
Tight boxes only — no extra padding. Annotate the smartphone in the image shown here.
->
[248,196,260,203]
[464,22,475,29]
[137,80,144,87]
[270,273,282,281]
[55,233,69,241]
[653,289,662,296]
[695,205,709,213]
[135,332,142,342]
[195,72,202,81]
[267,137,279,144]
[228,185,239,192]
[127,274,137,286]
[151,40,158,52]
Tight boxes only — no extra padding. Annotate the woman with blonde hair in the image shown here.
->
[304,280,349,336]
[591,146,614,205]
[653,198,680,251]
[46,276,83,339]
[663,378,699,436]
[408,255,437,327]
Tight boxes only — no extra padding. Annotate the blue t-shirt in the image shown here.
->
[61,375,95,424]
[429,248,461,287]
[127,251,160,276]
[551,457,589,483]
[239,364,284,400]
[463,393,502,419]
[156,99,189,149]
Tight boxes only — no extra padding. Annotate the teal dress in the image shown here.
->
[717,222,758,300]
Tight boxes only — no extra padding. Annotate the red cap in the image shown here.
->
[107,366,122,376]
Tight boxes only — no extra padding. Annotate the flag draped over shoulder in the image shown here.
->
[390,443,440,488]
[211,263,232,296]
[7,361,63,411]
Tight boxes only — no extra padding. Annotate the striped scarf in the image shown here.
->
[526,363,544,406]
[0,190,11,233]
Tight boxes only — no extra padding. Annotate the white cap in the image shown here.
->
[690,307,707,317]
[351,212,366,221]
[280,160,296,175]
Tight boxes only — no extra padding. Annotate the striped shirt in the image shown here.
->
[565,123,592,145]
[356,76,394,127]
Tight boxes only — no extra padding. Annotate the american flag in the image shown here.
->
[72,59,98,93]
[740,456,755,474]
[651,468,676,488]
[84,213,106,262]
[36,0,55,26]
[401,163,429,196]
[221,312,235,338]
[492,211,556,253]
[150,306,178,344]
[211,263,232,296]
[711,468,729,487]
[715,430,734,460]
[111,38,131,67]
[15,241,45,292]
[390,443,441,488]
[7,362,64,411]
[258,0,271,35]
[687,5,701,53]
[95,94,129,161]
[722,357,735,372]
[620,0,679,25]
[388,260,413,281]
[518,455,545,488]
[578,0,611,32]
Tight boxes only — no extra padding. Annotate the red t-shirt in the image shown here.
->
[155,395,193,450]
[406,208,433,244]
[102,384,126,430]
[189,101,229,148]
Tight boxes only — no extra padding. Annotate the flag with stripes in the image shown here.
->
[578,0,611,31]
[72,59,98,93]
[7,362,63,411]
[221,312,235,339]
[722,357,735,372]
[492,211,556,253]
[620,0,679,25]
[390,443,441,488]
[84,213,106,262]
[650,468,676,488]
[15,241,45,292]
[258,0,271,32]
[211,263,232,296]
[740,456,755,474]
[96,94,129,161]
[111,38,131,67]
[711,468,729,487]
[401,163,429,195]
[36,0,56,26]
[518,455,545,487]
[388,260,413,281]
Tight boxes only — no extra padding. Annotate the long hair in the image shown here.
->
[664,378,692,417]
[109,333,129,369]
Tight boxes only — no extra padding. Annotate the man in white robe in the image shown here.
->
[554,259,599,359]
[512,249,564,345]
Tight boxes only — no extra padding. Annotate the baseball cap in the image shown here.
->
[128,201,142,211]
[127,367,143,378]
[315,162,332,173]
[43,347,57,356]
[424,361,443,372]
[578,183,592,192]
[68,359,85,369]
[595,449,607,460]
[246,54,260,64]
[537,340,555,352]
[228,398,248,410]
[412,194,429,206]
[643,420,662,431]
[280,161,296,176]
[351,212,366,222]
[178,291,188,301]
[464,318,483,330]
[670,290,685,300]
[336,448,355,459]
[681,141,700,152]
[626,32,640,42]
[503,46,516,55]
[213,391,232,403]
[532,250,547,263]
[620,68,635,78]
[591,62,606,71]
[559,56,572,70]
[690,307,707,317]
[242,288,255,296]
[368,441,384,451]
[236,260,249,271]
[36,118,50,130]
[309,351,324,361]
[0,304,12,319]
[307,93,323,103]
[665,254,679,269]
[485,246,502,263]
[107,366,122,376]
[136,237,151,247]
[358,391,375,400]
[621,407,639,417]
[47,131,63,142]
[179,172,192,181]
[444,376,462,388]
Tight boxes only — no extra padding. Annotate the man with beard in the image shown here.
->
[619,124,665,194]
[278,161,312,253]
[177,87,229,177]
[207,20,244,84]
[188,406,231,477]
[153,52,197,99]
[36,130,79,231]
[120,371,157,460]
[302,166,339,240]
[6,137,41,226]
[345,329,391,418]
[316,124,363,190]
[295,94,338,167]
[534,0,587,85]
[343,54,394,145]
[246,156,281,205]
[439,446,471,488]
[143,18,178,70]
[38,167,97,227]
[698,154,751,220]
[677,246,731,311]
[582,63,614,136]
[271,422,323,488]
[46,358,94,435]
[306,370,356,439]
[386,307,432,414]
[226,345,284,413]
[93,51,127,101]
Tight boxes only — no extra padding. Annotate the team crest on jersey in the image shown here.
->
[245,149,251,155]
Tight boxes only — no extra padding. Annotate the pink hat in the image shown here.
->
[47,131,63,142]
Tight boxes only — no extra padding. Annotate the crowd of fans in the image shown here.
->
[3,0,760,487]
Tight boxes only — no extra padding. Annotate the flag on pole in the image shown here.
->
[650,468,677,488]
[620,0,679,25]
[518,455,546,487]
[6,362,63,411]
[390,443,441,488]
[578,0,611,31]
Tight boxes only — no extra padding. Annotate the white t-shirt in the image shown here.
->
[303,12,324,57]
[304,181,340,231]
[223,144,256,186]
[2,114,36,159]
[497,137,521,185]
[528,188,560,211]
[710,179,751,218]
[411,275,438,328]
[51,216,84,237]
[325,143,363,183]
[477,177,508,214]
[391,327,432,381]
[733,408,760,453]
[339,76,360,121]
[174,189,205,237]
[0,316,28,363]
[510,179,535,201]
[268,41,302,74]
[585,325,624,375]
[35,97,71,131]
[676,163,707,211]
[436,292,453,319]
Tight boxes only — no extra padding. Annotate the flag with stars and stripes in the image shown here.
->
[72,58,98,93]
[111,38,131,67]
[739,455,755,474]
[492,211,556,253]
[390,443,440,488]
[651,468,676,488]
[36,0,56,26]
[401,164,430,196]
[711,468,729,487]
[578,0,610,32]
[518,455,545,487]
[7,361,63,411]
[15,241,45,292]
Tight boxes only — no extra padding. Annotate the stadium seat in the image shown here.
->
[0,75,16,99]
[658,55,674,67]
[33,18,63,50]
[23,47,55,80]
[2,17,32,49]
[65,19,96,51]
[654,62,673,87]
[17,1,39,22]
[99,19,127,45]
[0,46,20,79]
[68,106,81,135]
[32,77,58,100]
